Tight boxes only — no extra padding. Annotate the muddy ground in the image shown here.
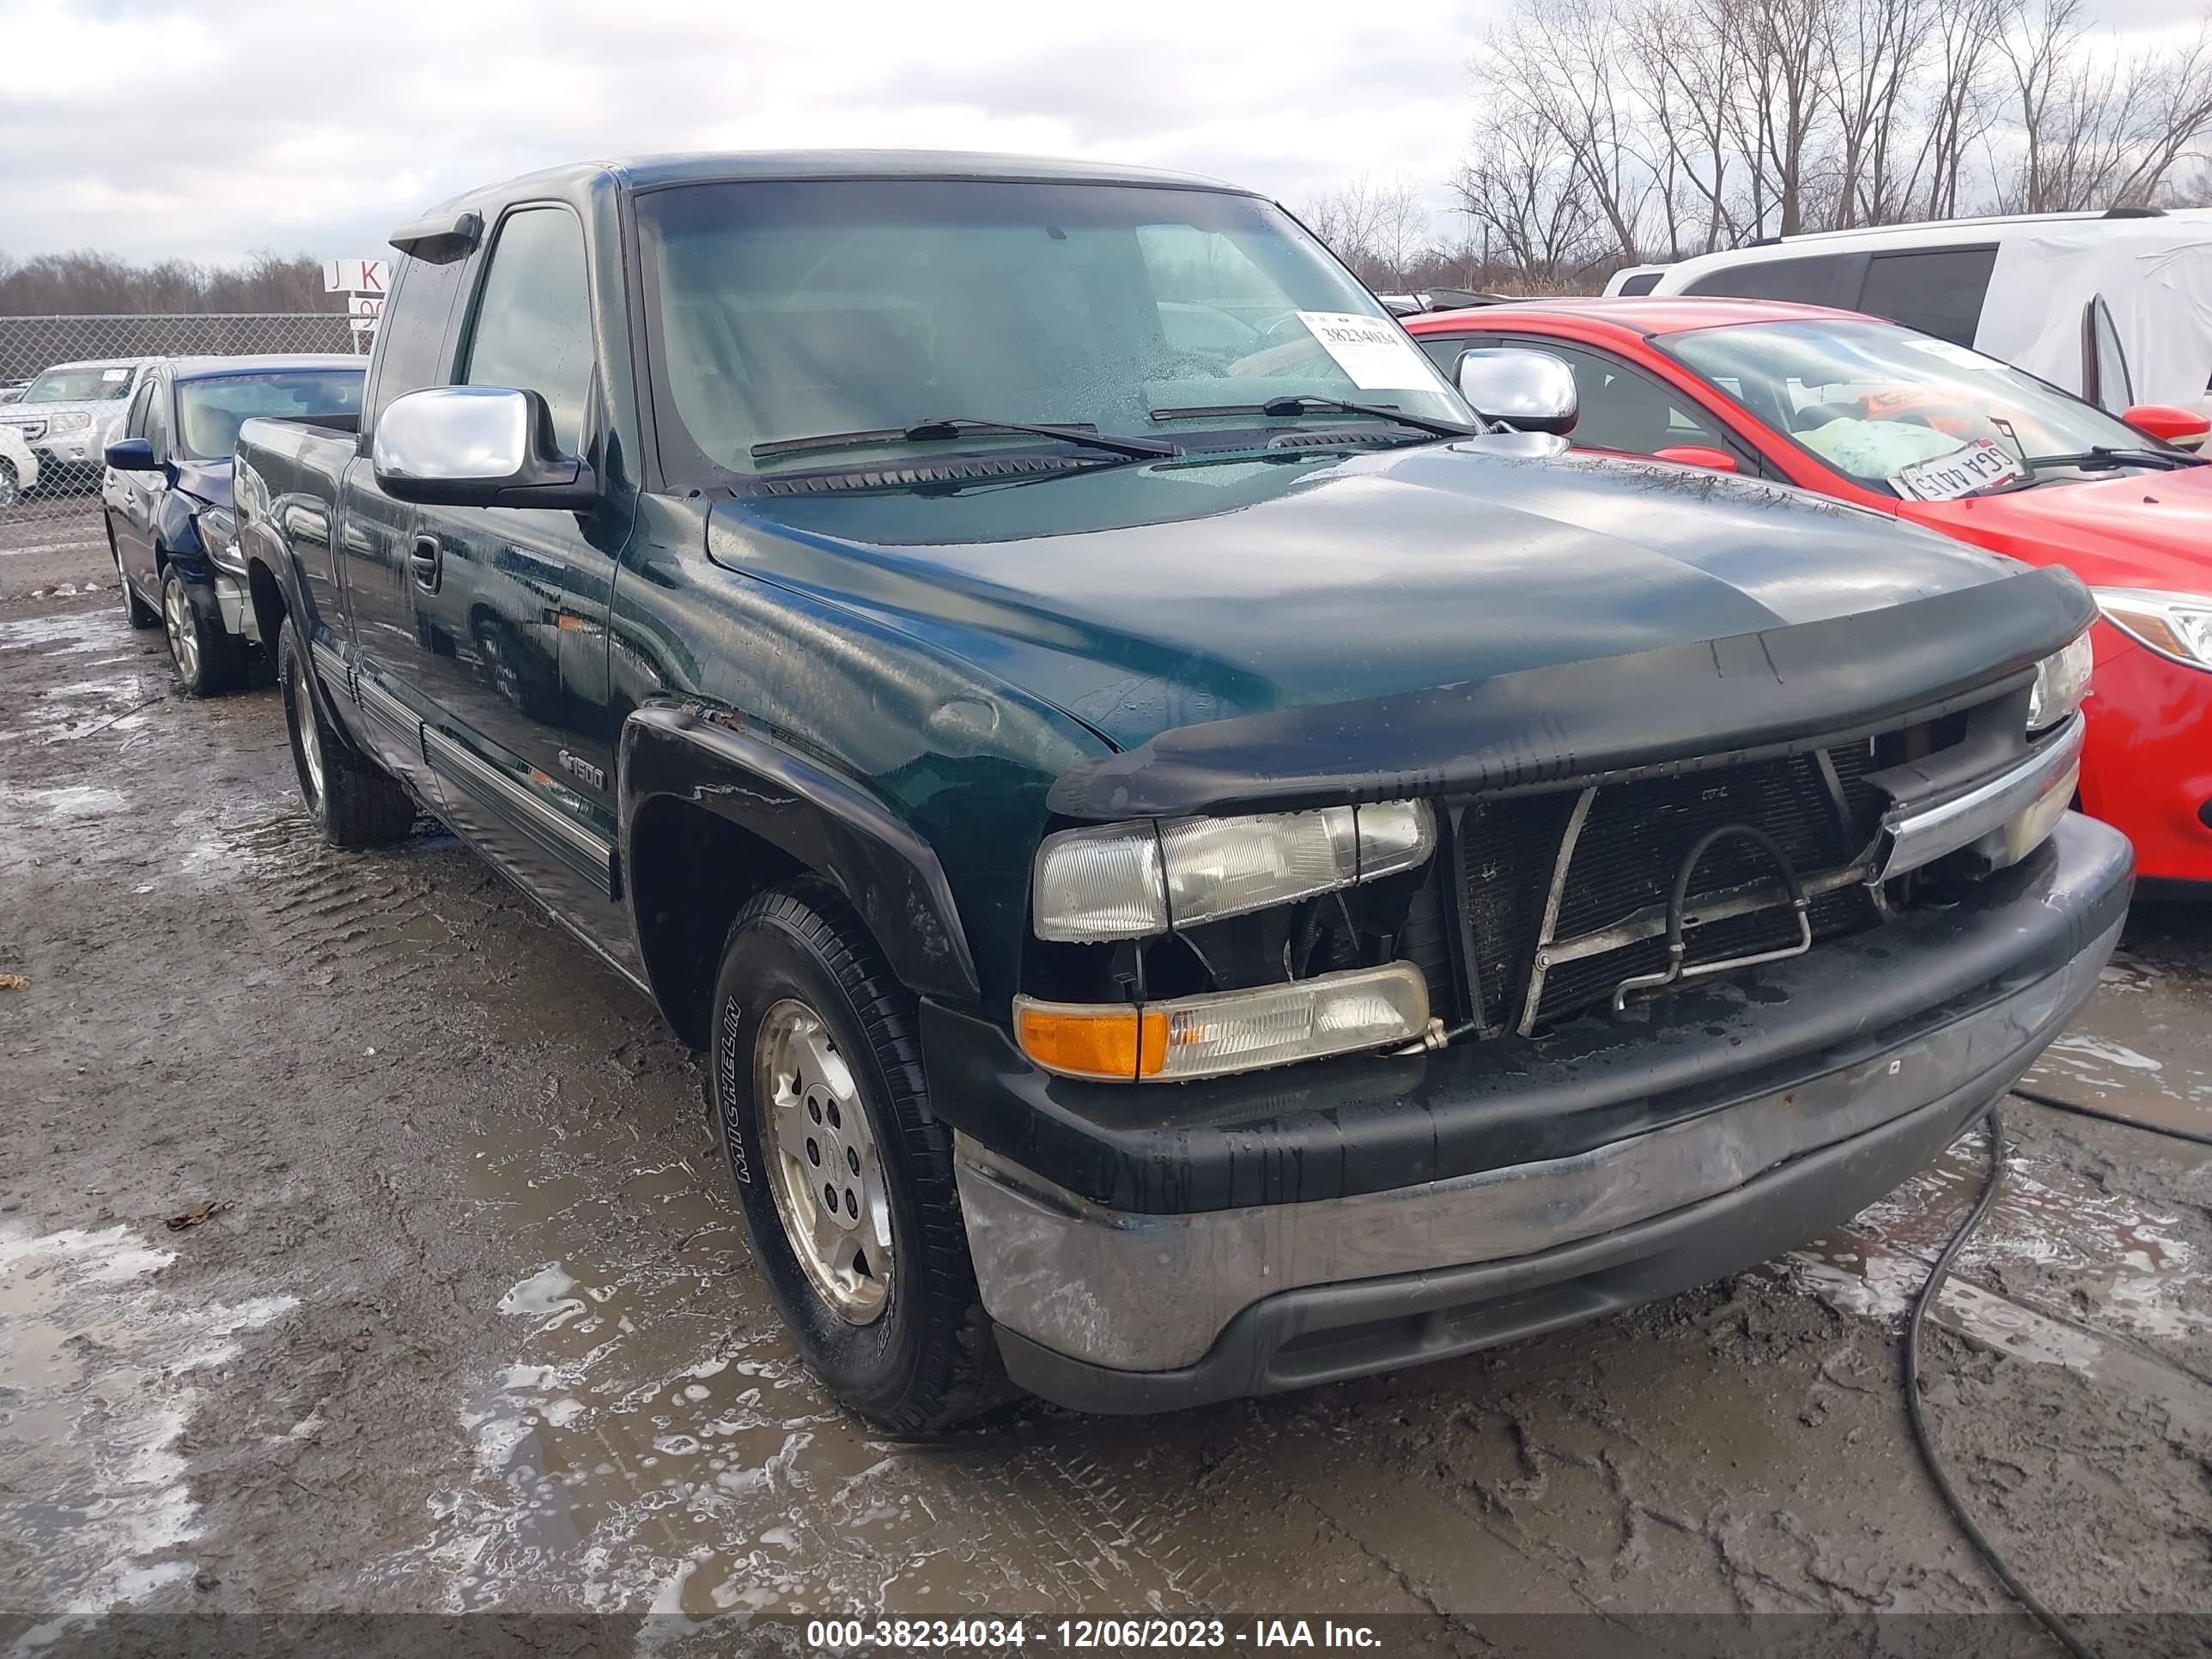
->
[3,531,2210,1654]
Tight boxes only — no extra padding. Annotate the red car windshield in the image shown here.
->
[1662,319,2159,495]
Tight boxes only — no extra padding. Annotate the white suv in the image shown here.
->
[0,357,160,489]
[0,423,38,507]
[1605,210,2212,428]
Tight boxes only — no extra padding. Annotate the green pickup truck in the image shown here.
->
[233,151,2128,1427]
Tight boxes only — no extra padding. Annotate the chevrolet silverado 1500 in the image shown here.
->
[233,151,2130,1427]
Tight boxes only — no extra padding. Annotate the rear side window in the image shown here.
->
[461,206,595,456]
[1681,255,1847,305]
[1854,246,1996,348]
[1416,334,1472,374]
[1616,270,1662,296]
[368,253,468,428]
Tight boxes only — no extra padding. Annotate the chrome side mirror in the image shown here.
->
[1455,348,1578,436]
[372,386,595,509]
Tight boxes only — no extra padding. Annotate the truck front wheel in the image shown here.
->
[276,617,416,848]
[708,881,1011,1431]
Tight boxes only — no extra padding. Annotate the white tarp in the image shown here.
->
[1975,221,2212,409]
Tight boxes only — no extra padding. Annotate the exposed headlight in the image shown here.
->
[195,508,243,575]
[1015,962,1431,1081]
[47,411,90,434]
[2026,629,2094,729]
[1033,800,1437,941]
[2094,589,2212,672]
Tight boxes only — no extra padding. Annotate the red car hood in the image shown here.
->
[1907,465,2212,592]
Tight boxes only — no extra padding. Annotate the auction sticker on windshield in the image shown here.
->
[1297,311,1437,391]
[1887,438,2021,501]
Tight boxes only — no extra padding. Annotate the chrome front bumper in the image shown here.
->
[955,822,2125,1391]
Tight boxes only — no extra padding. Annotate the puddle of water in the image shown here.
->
[371,1101,1186,1621]
[0,1225,298,1620]
[0,783,129,818]
[2019,939,2212,1141]
[0,611,125,656]
[0,671,165,747]
[1783,1124,2210,1363]
[372,1140,933,1617]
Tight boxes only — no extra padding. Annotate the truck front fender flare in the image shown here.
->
[237,507,352,744]
[619,704,981,1006]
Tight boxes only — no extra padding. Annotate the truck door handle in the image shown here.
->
[410,533,442,592]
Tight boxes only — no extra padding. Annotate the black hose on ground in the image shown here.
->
[1905,1104,2098,1659]
[2008,1084,2212,1148]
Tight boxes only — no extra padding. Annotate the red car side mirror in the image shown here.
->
[2121,404,2211,447]
[1652,445,1739,474]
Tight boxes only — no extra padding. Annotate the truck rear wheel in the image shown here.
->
[276,617,416,849]
[708,881,1012,1431]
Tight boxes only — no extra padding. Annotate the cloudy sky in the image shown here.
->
[0,0,2188,268]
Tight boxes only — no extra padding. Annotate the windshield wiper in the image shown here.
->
[1148,394,1482,440]
[752,416,1176,462]
[2018,445,2202,472]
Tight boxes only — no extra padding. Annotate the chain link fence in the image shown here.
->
[0,312,365,558]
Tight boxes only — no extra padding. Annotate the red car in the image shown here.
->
[1407,297,2212,890]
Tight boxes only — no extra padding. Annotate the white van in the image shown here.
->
[1607,210,2212,423]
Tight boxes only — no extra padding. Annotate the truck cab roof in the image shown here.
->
[397,150,1250,247]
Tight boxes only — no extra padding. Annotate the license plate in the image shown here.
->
[1887,438,2021,501]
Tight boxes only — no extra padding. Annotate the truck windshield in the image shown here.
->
[636,177,1470,475]
[22,367,137,403]
[1665,319,2174,494]
[177,370,363,460]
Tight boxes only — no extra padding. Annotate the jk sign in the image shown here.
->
[323,258,391,294]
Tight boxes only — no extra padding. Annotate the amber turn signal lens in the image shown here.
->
[1013,1000,1170,1080]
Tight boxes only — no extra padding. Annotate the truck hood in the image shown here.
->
[712,442,2023,750]
[1907,464,2212,593]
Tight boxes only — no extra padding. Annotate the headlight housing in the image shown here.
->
[48,411,90,434]
[1033,800,1437,941]
[2027,629,2094,729]
[2094,589,2212,672]
[1017,963,1431,1081]
[194,507,244,576]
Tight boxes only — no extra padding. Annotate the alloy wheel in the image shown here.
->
[752,998,895,1323]
[289,651,326,811]
[162,579,199,686]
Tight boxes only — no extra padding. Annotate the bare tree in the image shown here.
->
[1455,121,1607,283]
[1905,0,2010,218]
[1822,0,1936,225]
[1320,0,2212,289]
[1302,177,1387,276]
[1474,0,1661,264]
[1628,0,1748,253]
[0,250,330,314]
[1990,0,2212,211]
